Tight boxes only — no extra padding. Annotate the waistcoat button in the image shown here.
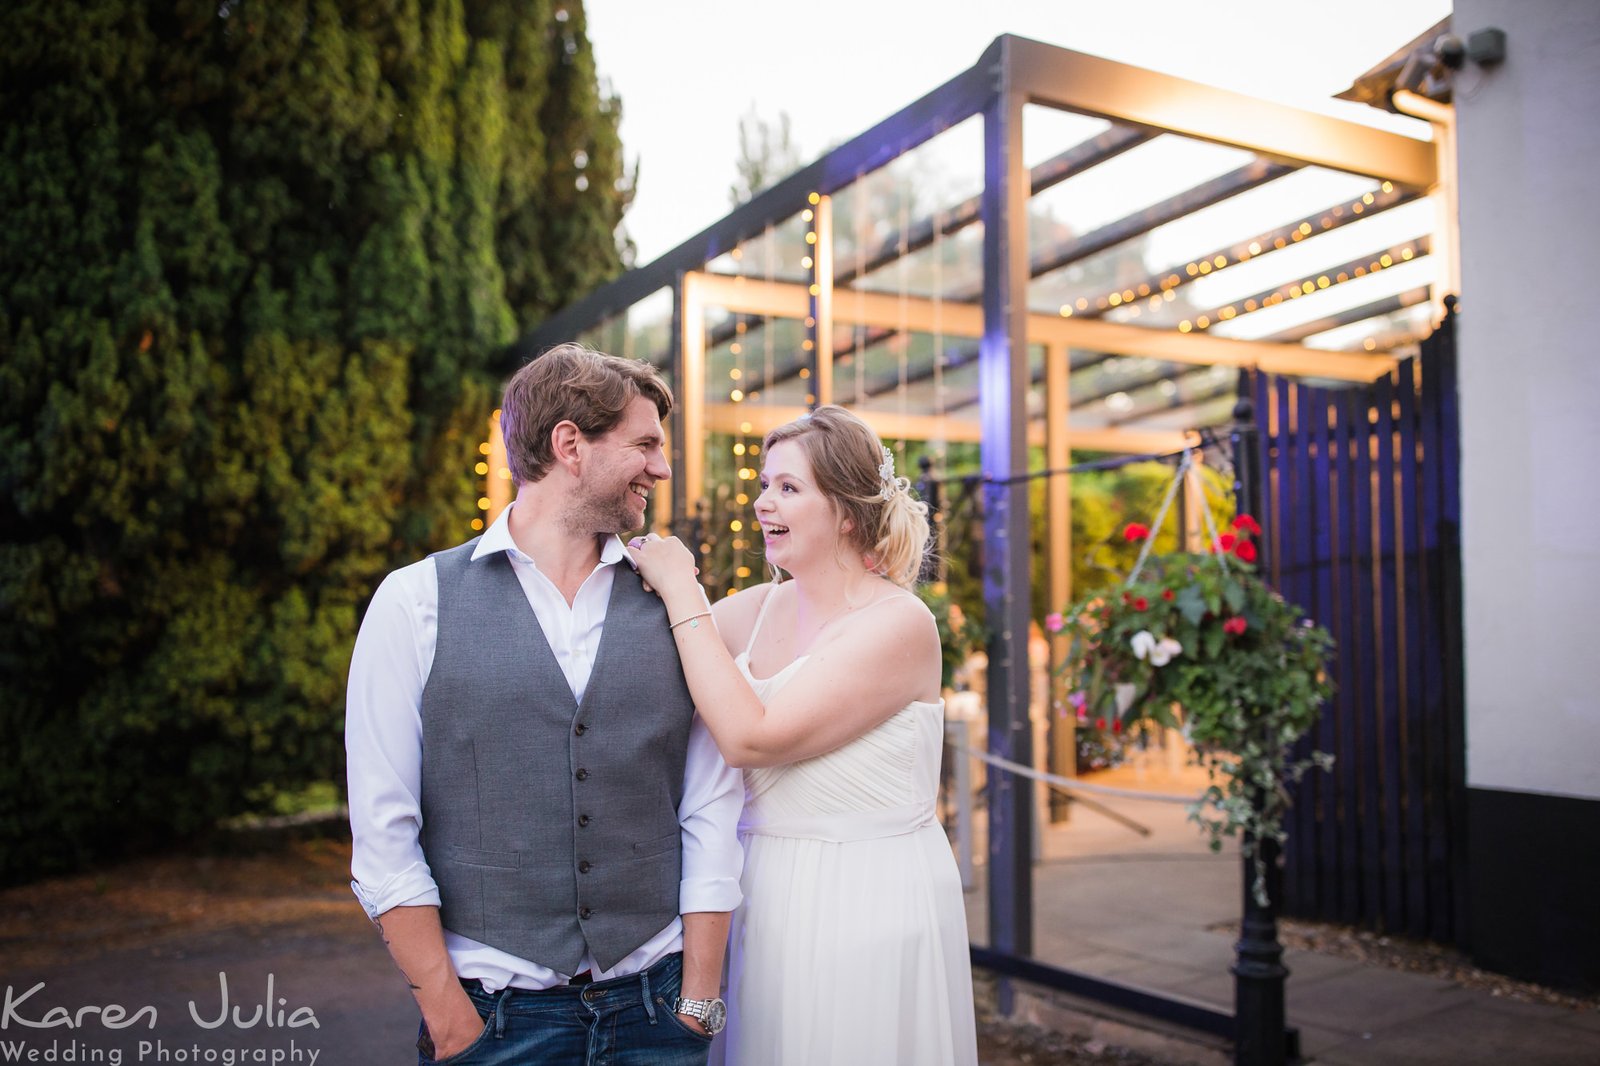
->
[576,768,589,781]
[578,860,592,874]
[578,814,591,827]
[574,723,587,736]
[579,906,593,919]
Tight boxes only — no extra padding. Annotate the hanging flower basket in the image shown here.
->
[1051,458,1336,905]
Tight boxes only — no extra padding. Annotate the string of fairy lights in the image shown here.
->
[1057,181,1424,346]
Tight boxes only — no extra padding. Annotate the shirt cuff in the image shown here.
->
[680,875,743,915]
[351,862,441,919]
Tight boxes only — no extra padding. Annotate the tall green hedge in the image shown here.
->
[0,0,629,881]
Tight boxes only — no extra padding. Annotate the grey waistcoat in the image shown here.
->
[419,538,696,974]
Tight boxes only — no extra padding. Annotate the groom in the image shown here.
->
[346,343,743,1064]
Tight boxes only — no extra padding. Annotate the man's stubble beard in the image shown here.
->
[560,484,644,539]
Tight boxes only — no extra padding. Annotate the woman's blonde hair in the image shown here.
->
[763,405,930,588]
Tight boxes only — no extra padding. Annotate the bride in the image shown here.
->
[628,405,977,1066]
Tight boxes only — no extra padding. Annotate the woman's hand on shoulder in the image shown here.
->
[625,533,701,600]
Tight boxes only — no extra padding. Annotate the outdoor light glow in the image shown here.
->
[471,518,484,531]
[478,496,491,510]
[478,442,491,455]
[740,421,752,433]
[799,367,811,378]
[731,389,745,402]
[730,520,743,531]
[736,493,749,505]
[733,442,746,455]
[730,367,742,379]
[475,462,488,475]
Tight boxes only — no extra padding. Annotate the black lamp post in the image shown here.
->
[1228,394,1294,1066]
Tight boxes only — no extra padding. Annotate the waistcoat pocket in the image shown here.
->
[446,844,521,870]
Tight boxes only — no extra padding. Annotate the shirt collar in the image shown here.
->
[471,503,637,571]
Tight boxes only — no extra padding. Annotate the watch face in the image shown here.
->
[705,999,727,1033]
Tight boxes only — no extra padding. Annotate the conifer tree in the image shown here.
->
[0,0,630,880]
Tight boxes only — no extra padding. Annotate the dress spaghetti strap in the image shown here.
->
[743,584,783,657]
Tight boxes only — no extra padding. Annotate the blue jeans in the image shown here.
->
[417,951,712,1066]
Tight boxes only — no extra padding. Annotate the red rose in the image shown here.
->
[1223,616,1248,635]
[1111,718,1123,734]
[1162,589,1175,601]
[1123,522,1150,542]
[1219,533,1238,552]
[1235,540,1258,563]
[1133,596,1149,611]
[1121,591,1131,604]
[1233,514,1262,536]
[1094,717,1106,731]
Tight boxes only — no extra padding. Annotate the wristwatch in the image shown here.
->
[672,995,727,1035]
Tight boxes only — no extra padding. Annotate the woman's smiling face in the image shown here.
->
[755,439,846,574]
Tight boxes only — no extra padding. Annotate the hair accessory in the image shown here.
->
[878,446,911,501]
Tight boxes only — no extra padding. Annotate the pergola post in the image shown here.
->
[1044,341,1074,818]
[981,75,1035,983]
[670,272,706,543]
[807,193,834,408]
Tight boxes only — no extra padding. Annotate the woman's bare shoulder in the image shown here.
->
[711,581,779,650]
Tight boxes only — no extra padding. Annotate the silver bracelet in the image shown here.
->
[669,610,712,632]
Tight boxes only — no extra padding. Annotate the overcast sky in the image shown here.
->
[585,0,1453,265]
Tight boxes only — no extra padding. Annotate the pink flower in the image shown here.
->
[1223,616,1248,636]
[1045,611,1065,633]
[1123,522,1150,543]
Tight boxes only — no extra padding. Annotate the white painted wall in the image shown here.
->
[1455,0,1600,799]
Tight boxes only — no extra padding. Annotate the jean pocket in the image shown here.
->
[419,1014,495,1064]
[653,996,715,1043]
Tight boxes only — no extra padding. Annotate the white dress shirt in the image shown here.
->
[346,503,744,992]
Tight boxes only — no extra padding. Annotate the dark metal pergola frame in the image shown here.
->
[513,34,1444,1060]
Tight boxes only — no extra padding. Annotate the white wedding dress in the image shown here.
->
[715,591,978,1066]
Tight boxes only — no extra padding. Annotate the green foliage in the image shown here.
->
[1057,515,1335,905]
[0,0,628,882]
[913,583,987,691]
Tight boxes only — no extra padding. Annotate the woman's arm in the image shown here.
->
[630,538,940,767]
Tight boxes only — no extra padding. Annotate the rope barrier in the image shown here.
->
[949,741,1205,806]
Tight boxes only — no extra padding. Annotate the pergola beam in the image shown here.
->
[1005,34,1436,189]
[702,403,1190,454]
[690,271,1395,382]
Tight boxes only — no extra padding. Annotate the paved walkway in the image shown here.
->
[961,755,1600,1065]
[5,756,1596,1064]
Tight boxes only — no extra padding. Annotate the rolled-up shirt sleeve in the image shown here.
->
[346,561,441,919]
[677,714,745,914]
